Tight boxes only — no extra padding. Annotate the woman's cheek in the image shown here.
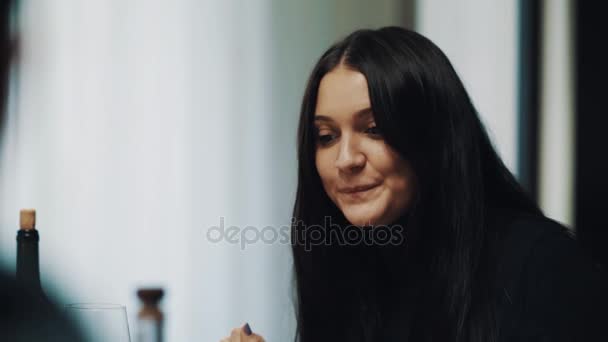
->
[315,152,334,190]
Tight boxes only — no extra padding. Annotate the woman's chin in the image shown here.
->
[338,199,387,228]
[344,213,380,228]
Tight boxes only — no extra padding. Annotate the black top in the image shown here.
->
[366,211,608,341]
[493,212,608,341]
[300,211,607,341]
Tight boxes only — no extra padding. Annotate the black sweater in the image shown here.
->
[493,212,608,341]
[359,211,608,341]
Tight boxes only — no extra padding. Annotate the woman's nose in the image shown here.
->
[335,135,366,173]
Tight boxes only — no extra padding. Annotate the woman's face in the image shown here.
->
[314,65,416,227]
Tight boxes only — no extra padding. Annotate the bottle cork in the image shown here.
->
[137,288,164,320]
[20,209,36,231]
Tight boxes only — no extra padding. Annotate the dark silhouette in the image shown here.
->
[1,1,83,340]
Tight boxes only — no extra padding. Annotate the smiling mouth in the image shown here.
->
[339,183,380,194]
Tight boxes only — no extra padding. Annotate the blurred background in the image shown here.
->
[0,0,605,341]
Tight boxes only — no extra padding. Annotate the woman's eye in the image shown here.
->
[365,126,382,135]
[317,134,335,145]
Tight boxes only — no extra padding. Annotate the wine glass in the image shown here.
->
[65,303,131,342]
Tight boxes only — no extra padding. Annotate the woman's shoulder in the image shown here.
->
[491,208,574,248]
[492,210,608,340]
[489,209,582,283]
[494,210,603,297]
[493,210,604,287]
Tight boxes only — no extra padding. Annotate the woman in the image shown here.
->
[222,27,607,342]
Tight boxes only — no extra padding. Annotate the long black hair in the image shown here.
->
[291,27,542,342]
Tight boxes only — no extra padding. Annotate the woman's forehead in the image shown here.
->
[315,67,371,121]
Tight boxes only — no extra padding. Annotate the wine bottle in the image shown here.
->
[16,208,51,308]
[136,288,164,342]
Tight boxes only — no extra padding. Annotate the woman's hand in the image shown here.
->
[220,323,265,342]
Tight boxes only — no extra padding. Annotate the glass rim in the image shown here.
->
[65,303,126,310]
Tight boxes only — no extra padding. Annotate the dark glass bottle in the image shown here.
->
[11,209,87,341]
[16,208,51,308]
[136,288,164,342]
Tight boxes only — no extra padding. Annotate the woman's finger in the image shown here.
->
[243,332,265,342]
[230,327,242,342]
[223,324,265,342]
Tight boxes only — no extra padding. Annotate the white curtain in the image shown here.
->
[0,0,408,340]
[538,0,575,227]
[417,0,519,173]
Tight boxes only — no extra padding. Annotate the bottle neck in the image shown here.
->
[16,229,43,292]
[139,302,163,321]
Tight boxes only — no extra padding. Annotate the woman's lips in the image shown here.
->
[339,183,380,194]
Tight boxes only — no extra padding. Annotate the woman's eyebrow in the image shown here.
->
[313,108,373,122]
[354,107,373,118]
